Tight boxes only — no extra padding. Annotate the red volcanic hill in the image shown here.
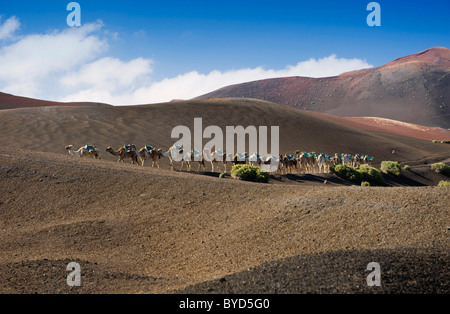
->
[0,92,110,110]
[197,47,450,129]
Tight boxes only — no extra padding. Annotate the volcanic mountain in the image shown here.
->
[197,47,450,129]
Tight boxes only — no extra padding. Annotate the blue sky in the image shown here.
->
[0,0,449,104]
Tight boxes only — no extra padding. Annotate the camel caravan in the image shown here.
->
[65,143,374,175]
[278,151,374,175]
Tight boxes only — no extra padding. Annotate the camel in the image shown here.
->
[307,153,318,173]
[352,154,363,168]
[279,155,289,175]
[316,153,331,173]
[295,151,309,174]
[259,154,279,173]
[295,152,316,173]
[137,145,163,168]
[205,149,231,173]
[248,153,260,167]
[277,154,284,174]
[324,155,332,172]
[106,145,139,165]
[162,145,186,171]
[316,153,326,173]
[65,145,101,159]
[162,146,205,172]
[232,152,248,167]
[246,153,278,172]
[342,154,353,166]
[281,154,298,174]
[332,153,342,166]
[363,155,374,166]
[183,150,207,172]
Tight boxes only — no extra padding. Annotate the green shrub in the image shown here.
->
[431,163,450,176]
[403,165,411,171]
[432,140,439,143]
[361,181,370,187]
[380,161,402,177]
[330,164,385,186]
[438,180,450,187]
[330,164,362,183]
[356,165,385,186]
[230,164,269,183]
[219,173,225,179]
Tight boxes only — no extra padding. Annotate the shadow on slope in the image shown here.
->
[177,247,449,294]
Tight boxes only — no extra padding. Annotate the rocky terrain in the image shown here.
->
[0,148,449,294]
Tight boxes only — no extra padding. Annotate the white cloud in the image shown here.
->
[284,55,373,78]
[63,55,372,105]
[0,20,108,97]
[0,16,373,105]
[60,57,153,92]
[0,16,20,40]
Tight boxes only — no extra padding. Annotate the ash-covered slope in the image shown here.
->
[0,92,110,110]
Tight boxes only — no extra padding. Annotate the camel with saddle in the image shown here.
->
[316,153,332,173]
[106,144,139,165]
[280,154,297,174]
[205,149,232,173]
[162,145,205,171]
[137,145,163,168]
[66,145,101,159]
[162,145,182,171]
[184,150,207,172]
[232,152,248,167]
[295,151,317,174]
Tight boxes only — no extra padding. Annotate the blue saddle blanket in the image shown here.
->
[84,145,96,152]
[124,145,136,153]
